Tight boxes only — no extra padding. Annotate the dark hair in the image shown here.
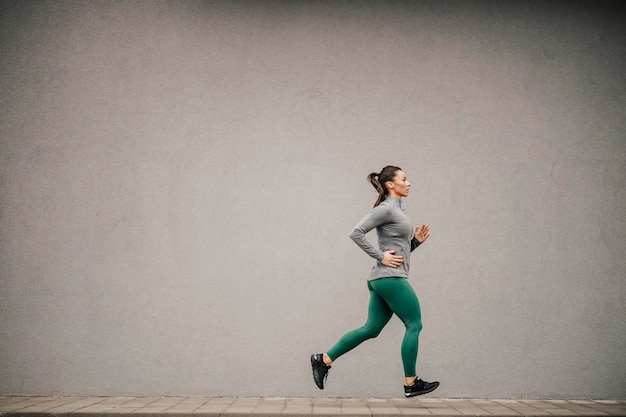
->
[367,165,402,207]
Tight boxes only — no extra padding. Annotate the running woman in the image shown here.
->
[311,165,439,397]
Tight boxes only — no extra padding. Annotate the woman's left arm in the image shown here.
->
[411,224,430,251]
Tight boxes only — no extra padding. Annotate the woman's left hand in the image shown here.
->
[415,224,430,243]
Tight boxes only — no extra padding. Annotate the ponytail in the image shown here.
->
[368,172,385,207]
[368,165,402,207]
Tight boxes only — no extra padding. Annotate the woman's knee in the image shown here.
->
[406,318,422,335]
[362,322,386,339]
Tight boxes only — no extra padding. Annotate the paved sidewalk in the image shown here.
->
[1,397,625,417]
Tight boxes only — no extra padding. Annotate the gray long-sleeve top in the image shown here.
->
[349,197,421,281]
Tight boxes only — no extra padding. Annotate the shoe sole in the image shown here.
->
[404,382,440,397]
[310,355,325,390]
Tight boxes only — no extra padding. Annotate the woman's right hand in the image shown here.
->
[381,249,404,268]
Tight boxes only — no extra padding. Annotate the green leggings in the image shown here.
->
[327,277,423,377]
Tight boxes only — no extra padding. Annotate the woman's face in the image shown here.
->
[387,170,411,198]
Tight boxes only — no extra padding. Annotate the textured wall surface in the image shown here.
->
[1,0,625,399]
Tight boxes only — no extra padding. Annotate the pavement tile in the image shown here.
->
[371,407,402,415]
[166,407,203,413]
[312,405,342,412]
[193,398,234,413]
[5,405,52,412]
[0,398,51,411]
[233,399,261,405]
[0,398,29,407]
[283,402,313,407]
[367,398,389,403]
[514,409,545,415]
[179,400,210,406]
[47,398,106,413]
[366,399,398,412]
[341,400,370,416]
[454,409,493,415]
[169,401,208,409]
[545,411,580,416]
[253,407,286,413]
[222,409,256,415]
[341,399,366,407]
[133,405,168,410]
[222,402,259,415]
[448,405,492,415]
[565,411,610,416]
[123,400,159,409]
[313,399,340,405]
[38,397,84,406]
[167,404,207,412]
[571,410,613,416]
[415,400,447,407]
[427,408,461,415]
[394,407,432,415]
[389,399,429,409]
[98,397,133,403]
[61,400,107,412]
[540,401,564,408]
[193,405,230,413]
[282,410,315,416]
[283,404,312,411]
[152,398,185,402]
[469,406,520,416]
[145,401,179,407]
[391,403,432,415]
[252,399,286,414]
[2,398,68,413]
[256,399,286,406]
[139,406,173,411]
[285,401,312,407]
[558,404,608,412]
[282,405,313,412]
[102,408,143,414]
[24,397,59,403]
[340,407,371,415]
[587,406,616,413]
[76,405,120,413]
[281,412,316,417]
[368,401,396,408]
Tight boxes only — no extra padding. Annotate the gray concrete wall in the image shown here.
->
[1,0,625,399]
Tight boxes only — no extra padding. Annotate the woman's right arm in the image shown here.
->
[349,205,392,261]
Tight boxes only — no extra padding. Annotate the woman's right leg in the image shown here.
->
[326,281,393,362]
[369,277,422,379]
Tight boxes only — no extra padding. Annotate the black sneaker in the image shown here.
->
[311,353,331,389]
[404,378,439,397]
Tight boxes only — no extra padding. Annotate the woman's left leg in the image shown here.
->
[326,280,394,362]
[312,281,393,390]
